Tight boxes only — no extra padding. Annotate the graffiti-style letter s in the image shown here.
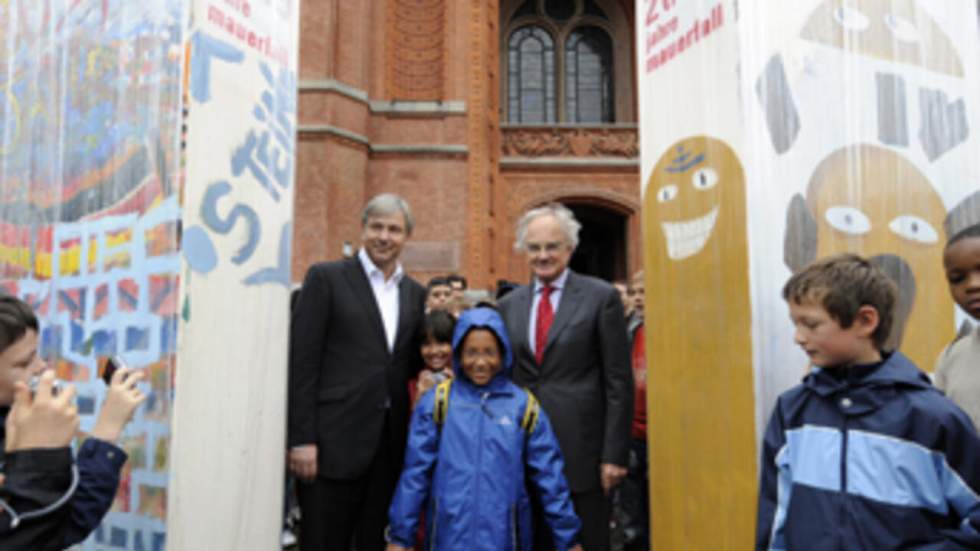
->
[200,181,261,265]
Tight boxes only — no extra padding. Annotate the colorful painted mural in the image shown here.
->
[638,0,980,547]
[0,1,186,549]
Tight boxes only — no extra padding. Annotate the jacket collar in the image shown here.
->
[803,351,931,416]
[804,351,930,396]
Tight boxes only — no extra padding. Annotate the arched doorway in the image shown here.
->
[567,203,627,282]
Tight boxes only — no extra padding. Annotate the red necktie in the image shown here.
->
[535,285,554,365]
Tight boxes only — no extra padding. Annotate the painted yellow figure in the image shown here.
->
[789,144,954,370]
[643,135,756,548]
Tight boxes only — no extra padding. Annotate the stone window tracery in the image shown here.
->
[505,0,617,123]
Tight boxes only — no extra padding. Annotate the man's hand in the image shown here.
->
[385,544,411,551]
[569,545,584,551]
[289,444,318,481]
[5,371,79,452]
[600,462,627,495]
[91,367,147,442]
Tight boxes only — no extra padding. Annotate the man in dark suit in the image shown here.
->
[287,193,426,551]
[498,203,633,551]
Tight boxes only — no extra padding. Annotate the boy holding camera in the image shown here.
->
[0,294,145,549]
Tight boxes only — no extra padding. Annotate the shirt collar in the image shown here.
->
[358,248,404,284]
[534,269,569,294]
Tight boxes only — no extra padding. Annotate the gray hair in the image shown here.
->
[361,193,415,235]
[514,203,581,252]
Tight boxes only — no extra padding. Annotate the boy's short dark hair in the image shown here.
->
[418,309,456,343]
[427,276,450,292]
[782,253,897,349]
[946,223,980,250]
[0,294,39,354]
[446,274,467,289]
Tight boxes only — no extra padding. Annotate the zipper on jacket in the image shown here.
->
[430,497,438,551]
[480,390,495,418]
[469,392,489,547]
[839,415,848,550]
[511,503,519,551]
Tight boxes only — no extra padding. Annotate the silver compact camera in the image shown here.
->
[27,375,62,397]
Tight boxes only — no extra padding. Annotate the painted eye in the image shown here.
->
[884,14,920,43]
[691,168,718,191]
[824,206,872,235]
[657,184,678,203]
[833,6,870,31]
[889,215,938,244]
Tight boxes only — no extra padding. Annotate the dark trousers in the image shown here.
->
[620,439,649,551]
[296,425,399,551]
[533,488,609,551]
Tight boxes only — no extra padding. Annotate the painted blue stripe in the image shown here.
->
[783,426,842,492]
[846,429,980,516]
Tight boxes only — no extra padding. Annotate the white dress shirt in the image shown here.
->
[358,248,403,352]
[528,269,569,357]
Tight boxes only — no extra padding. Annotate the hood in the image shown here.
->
[451,307,514,382]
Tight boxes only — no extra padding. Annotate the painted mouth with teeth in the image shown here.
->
[660,206,720,260]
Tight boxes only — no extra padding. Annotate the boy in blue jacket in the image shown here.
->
[756,254,980,550]
[386,307,582,551]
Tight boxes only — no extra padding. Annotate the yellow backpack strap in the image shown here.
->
[521,389,540,434]
[433,380,453,426]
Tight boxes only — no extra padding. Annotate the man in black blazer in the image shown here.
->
[498,203,633,551]
[287,194,426,551]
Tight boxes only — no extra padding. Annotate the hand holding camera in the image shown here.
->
[416,368,453,396]
[90,358,146,443]
[4,371,79,452]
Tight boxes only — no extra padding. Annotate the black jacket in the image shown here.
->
[0,447,74,550]
[498,271,633,493]
[0,407,127,549]
[288,257,426,478]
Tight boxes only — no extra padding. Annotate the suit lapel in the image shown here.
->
[512,285,533,360]
[342,257,389,354]
[543,271,582,361]
[393,277,414,352]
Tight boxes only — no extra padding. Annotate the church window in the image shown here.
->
[505,0,617,123]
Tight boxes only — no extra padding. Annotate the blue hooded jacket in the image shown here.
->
[756,351,980,550]
[388,307,581,550]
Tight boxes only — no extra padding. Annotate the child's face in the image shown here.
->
[421,336,452,372]
[788,299,881,368]
[943,236,980,320]
[0,329,46,406]
[426,285,453,311]
[459,328,502,386]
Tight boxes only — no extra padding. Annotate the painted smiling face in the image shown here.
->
[801,0,962,76]
[647,136,744,261]
[805,144,952,365]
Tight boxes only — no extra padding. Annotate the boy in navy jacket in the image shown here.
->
[756,254,980,550]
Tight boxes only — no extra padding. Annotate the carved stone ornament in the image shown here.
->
[501,126,638,158]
